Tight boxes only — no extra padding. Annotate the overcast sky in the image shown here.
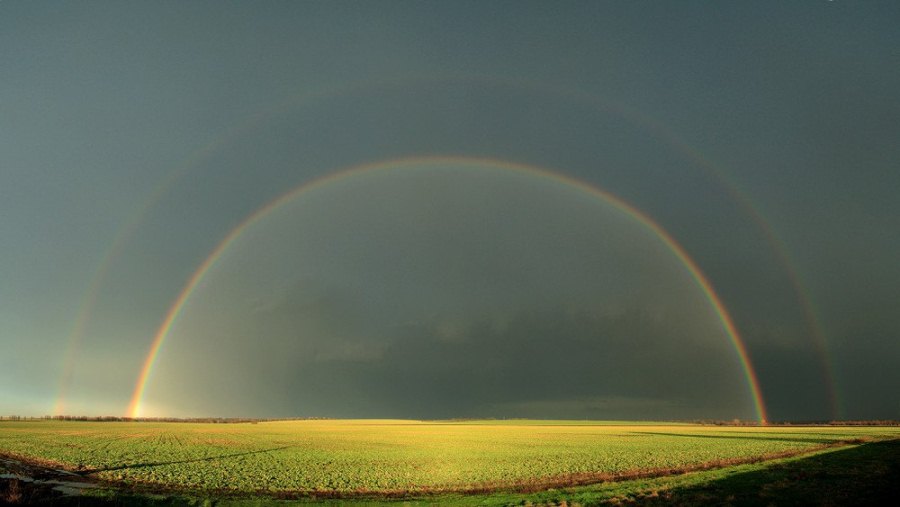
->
[2,1,898,422]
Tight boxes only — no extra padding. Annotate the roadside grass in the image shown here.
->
[629,438,900,506]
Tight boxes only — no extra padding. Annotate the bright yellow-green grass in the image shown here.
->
[1,420,898,498]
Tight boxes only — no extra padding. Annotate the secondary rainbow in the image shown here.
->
[127,156,768,423]
[67,77,833,420]
[41,74,793,419]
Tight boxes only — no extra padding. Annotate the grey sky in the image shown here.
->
[2,1,898,421]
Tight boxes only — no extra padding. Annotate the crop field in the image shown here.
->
[1,419,899,503]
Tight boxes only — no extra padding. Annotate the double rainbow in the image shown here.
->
[126,156,768,423]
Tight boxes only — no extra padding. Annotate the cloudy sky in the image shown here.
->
[2,1,898,422]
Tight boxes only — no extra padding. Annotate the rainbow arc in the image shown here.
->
[126,156,769,424]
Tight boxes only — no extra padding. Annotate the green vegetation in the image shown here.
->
[1,420,898,503]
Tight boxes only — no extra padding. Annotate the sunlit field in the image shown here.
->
[2,419,898,502]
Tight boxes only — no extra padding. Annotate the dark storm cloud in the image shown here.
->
[158,282,750,420]
[2,1,898,420]
[144,166,752,420]
[327,304,746,420]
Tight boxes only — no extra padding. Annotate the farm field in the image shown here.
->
[1,419,899,504]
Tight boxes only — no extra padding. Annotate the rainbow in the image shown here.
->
[126,156,769,423]
[57,76,835,419]
[544,83,840,418]
[504,79,839,418]
[52,126,255,415]
[640,136,841,419]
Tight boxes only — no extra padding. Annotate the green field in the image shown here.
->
[2,420,899,504]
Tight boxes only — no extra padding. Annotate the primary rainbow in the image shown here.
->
[41,74,798,419]
[127,156,768,423]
